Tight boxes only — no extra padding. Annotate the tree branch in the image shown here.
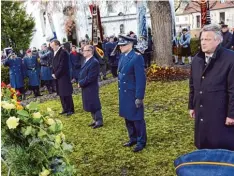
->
[175,0,182,12]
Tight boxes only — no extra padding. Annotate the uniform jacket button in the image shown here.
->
[124,90,126,92]
[202,76,205,79]
[200,105,203,108]
[123,73,125,75]
[200,91,203,94]
[200,119,203,122]
[124,82,126,84]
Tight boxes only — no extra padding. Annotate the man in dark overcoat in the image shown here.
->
[105,35,119,77]
[23,49,42,97]
[50,39,74,116]
[70,45,82,82]
[189,24,234,150]
[4,52,25,99]
[39,43,55,94]
[117,35,147,152]
[220,23,233,50]
[78,45,103,129]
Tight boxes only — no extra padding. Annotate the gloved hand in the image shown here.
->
[135,99,143,108]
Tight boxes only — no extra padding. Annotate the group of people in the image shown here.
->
[173,22,234,65]
[3,23,234,153]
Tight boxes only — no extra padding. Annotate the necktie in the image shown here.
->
[205,56,211,65]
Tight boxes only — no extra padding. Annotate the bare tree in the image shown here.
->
[148,1,173,66]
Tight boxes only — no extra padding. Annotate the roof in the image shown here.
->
[183,1,234,14]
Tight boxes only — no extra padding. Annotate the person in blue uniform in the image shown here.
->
[117,35,147,152]
[4,52,25,100]
[39,43,55,94]
[105,35,119,77]
[70,45,82,82]
[78,45,103,129]
[23,49,42,97]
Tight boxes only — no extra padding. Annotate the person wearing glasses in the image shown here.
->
[78,45,103,129]
[117,35,147,152]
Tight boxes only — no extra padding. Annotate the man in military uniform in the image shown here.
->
[39,43,55,94]
[117,35,147,152]
[24,49,42,97]
[4,52,25,100]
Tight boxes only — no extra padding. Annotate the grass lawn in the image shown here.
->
[39,80,196,176]
[2,80,196,176]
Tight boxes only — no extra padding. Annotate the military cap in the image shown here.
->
[117,35,137,46]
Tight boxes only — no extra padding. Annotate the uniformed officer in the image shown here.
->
[70,45,82,82]
[39,43,54,94]
[4,52,25,100]
[117,35,147,152]
[24,49,42,97]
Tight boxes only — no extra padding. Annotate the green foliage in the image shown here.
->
[190,38,200,56]
[147,64,190,81]
[1,66,10,85]
[1,1,35,53]
[38,80,195,176]
[1,85,76,176]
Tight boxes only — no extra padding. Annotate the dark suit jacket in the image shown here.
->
[52,47,73,96]
[78,56,101,112]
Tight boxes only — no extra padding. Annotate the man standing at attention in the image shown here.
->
[50,39,74,116]
[78,45,103,129]
[189,24,234,150]
[117,35,147,152]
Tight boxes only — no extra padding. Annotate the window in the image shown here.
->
[196,15,201,28]
[220,12,225,23]
[176,17,179,22]
[184,16,188,21]
[120,24,125,34]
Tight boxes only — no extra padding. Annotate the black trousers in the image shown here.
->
[60,95,74,113]
[43,80,54,93]
[29,86,40,96]
[16,87,25,94]
[125,119,147,147]
[111,66,118,78]
[91,110,103,125]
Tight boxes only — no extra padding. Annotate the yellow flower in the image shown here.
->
[46,118,55,125]
[47,108,52,112]
[16,105,23,110]
[2,102,16,110]
[32,112,42,119]
[59,132,65,141]
[165,67,169,70]
[55,134,61,145]
[10,88,16,93]
[6,116,20,129]
[13,94,17,100]
[39,169,50,176]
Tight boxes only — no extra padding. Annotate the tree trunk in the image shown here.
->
[148,1,173,67]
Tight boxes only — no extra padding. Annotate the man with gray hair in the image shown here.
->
[78,45,103,129]
[188,24,234,150]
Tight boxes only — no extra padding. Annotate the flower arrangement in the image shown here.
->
[146,64,190,81]
[1,82,76,175]
[64,18,76,36]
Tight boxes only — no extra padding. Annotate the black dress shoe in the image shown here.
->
[133,145,144,152]
[66,112,74,116]
[88,122,96,127]
[59,111,67,115]
[123,141,137,147]
[92,124,103,129]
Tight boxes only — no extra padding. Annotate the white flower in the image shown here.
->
[2,102,15,110]
[46,118,55,125]
[39,169,50,176]
[6,116,20,129]
[32,112,42,119]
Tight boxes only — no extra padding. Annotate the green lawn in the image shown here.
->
[38,80,196,176]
